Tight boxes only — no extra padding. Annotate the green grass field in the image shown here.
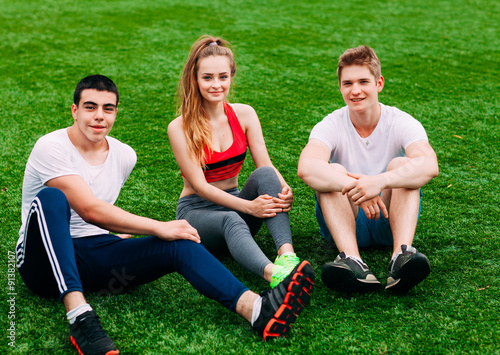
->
[1,0,499,353]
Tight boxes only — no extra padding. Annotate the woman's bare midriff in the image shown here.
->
[180,175,239,198]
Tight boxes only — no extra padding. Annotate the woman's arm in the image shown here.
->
[234,104,293,211]
[168,116,282,218]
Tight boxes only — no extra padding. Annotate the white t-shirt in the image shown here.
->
[309,103,428,175]
[18,128,137,244]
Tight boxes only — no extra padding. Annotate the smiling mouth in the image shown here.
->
[351,98,365,102]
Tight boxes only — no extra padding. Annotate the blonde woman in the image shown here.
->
[168,35,312,289]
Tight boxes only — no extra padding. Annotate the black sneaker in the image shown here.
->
[386,245,430,293]
[69,310,119,355]
[253,260,315,341]
[322,252,381,293]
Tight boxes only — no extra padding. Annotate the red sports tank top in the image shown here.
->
[182,103,247,182]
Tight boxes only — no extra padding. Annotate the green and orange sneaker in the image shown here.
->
[275,253,300,271]
[270,253,301,288]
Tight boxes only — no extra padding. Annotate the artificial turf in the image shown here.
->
[1,0,499,353]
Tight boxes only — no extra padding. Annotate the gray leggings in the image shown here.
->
[176,166,293,278]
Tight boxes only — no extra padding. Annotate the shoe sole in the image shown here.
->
[262,261,315,341]
[321,263,381,294]
[70,336,120,355]
[385,253,430,293]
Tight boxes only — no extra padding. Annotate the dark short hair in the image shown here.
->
[73,75,119,106]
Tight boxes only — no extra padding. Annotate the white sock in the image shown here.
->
[67,304,92,325]
[279,252,295,258]
[250,296,263,326]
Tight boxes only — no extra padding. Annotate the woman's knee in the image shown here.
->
[249,166,281,194]
[252,166,278,180]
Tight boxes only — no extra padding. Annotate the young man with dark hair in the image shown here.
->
[17,75,314,355]
[298,46,438,294]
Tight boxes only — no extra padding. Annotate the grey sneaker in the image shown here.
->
[386,245,430,293]
[321,252,381,293]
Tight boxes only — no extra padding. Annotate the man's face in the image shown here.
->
[71,89,117,144]
[339,65,384,115]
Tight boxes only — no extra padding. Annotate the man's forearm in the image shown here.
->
[83,201,160,236]
[382,156,438,190]
[298,160,353,192]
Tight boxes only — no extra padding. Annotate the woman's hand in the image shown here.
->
[276,185,293,212]
[248,194,283,218]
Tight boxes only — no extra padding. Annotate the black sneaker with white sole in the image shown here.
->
[322,252,381,293]
[253,260,315,341]
[69,310,119,355]
[386,245,430,293]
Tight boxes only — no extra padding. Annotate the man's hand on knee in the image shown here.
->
[156,220,201,243]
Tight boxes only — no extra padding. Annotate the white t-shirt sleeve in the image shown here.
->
[309,112,338,152]
[28,136,79,184]
[392,110,428,150]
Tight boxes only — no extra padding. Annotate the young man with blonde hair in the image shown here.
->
[298,46,438,294]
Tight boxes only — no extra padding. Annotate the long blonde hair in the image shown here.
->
[177,35,236,167]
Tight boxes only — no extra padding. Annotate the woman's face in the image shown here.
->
[197,55,232,104]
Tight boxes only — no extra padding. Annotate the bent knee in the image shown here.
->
[253,166,277,179]
[35,187,70,212]
[37,187,66,200]
[249,166,281,192]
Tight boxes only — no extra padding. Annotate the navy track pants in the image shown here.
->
[16,187,248,312]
